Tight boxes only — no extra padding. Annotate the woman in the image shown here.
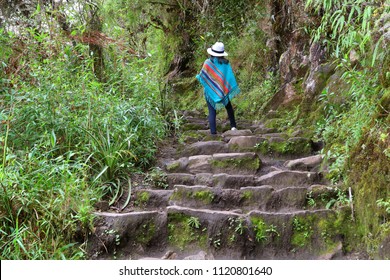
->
[196,42,241,135]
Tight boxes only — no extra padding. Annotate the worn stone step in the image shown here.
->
[165,205,348,259]
[166,205,250,259]
[254,136,313,156]
[166,152,261,175]
[255,170,319,188]
[133,189,174,210]
[181,141,228,157]
[284,155,323,171]
[169,185,273,211]
[168,173,257,189]
[246,208,345,259]
[170,184,315,212]
[88,210,167,259]
[228,135,267,151]
[221,129,253,141]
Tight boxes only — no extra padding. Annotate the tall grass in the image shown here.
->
[0,22,166,259]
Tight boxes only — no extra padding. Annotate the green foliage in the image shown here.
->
[377,198,390,215]
[192,190,214,204]
[235,73,279,120]
[0,1,168,259]
[251,217,280,243]
[305,0,387,62]
[315,67,382,183]
[145,167,168,189]
[291,217,313,248]
[168,213,207,250]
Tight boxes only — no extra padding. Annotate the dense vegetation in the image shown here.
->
[0,0,389,259]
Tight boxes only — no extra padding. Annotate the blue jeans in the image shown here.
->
[207,100,237,134]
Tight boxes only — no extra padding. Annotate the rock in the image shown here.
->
[187,155,212,173]
[162,250,177,259]
[255,170,318,188]
[266,110,278,118]
[269,137,285,143]
[134,189,173,209]
[184,251,213,260]
[211,152,261,175]
[284,154,323,170]
[379,235,390,259]
[266,187,308,211]
[182,141,228,157]
[166,157,189,172]
[318,242,343,260]
[222,129,253,141]
[304,62,336,97]
[286,137,312,155]
[213,174,256,189]
[228,136,266,150]
[194,173,213,186]
[262,133,288,139]
[254,126,278,134]
[167,173,195,187]
[349,49,360,67]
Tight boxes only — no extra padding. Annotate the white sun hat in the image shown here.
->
[207,42,228,57]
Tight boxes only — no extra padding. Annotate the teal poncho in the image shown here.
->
[196,58,241,110]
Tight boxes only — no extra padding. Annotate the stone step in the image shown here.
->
[168,173,256,189]
[255,170,319,188]
[133,189,174,210]
[166,152,261,175]
[166,205,347,259]
[246,208,343,258]
[170,185,311,212]
[181,141,229,157]
[167,171,323,189]
[284,154,323,171]
[88,210,167,259]
[89,204,349,260]
[129,184,336,212]
[178,134,313,157]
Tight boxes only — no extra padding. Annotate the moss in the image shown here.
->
[346,120,390,257]
[255,138,311,155]
[250,217,268,243]
[291,216,314,248]
[203,134,223,141]
[264,118,283,130]
[241,190,254,200]
[169,188,185,202]
[167,213,207,250]
[136,220,156,245]
[211,157,261,172]
[178,130,204,144]
[166,161,180,172]
[170,188,214,205]
[135,191,151,208]
[192,190,214,204]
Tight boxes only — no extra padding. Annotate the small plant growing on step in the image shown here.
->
[187,216,201,229]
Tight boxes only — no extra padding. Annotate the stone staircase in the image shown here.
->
[87,110,350,260]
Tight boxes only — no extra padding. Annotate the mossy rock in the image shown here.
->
[167,213,208,250]
[211,153,261,174]
[255,137,312,155]
[135,220,157,245]
[166,161,181,172]
[170,187,214,207]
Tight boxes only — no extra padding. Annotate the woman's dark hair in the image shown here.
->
[210,56,229,64]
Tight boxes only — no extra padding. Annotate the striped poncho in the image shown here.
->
[196,58,241,110]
